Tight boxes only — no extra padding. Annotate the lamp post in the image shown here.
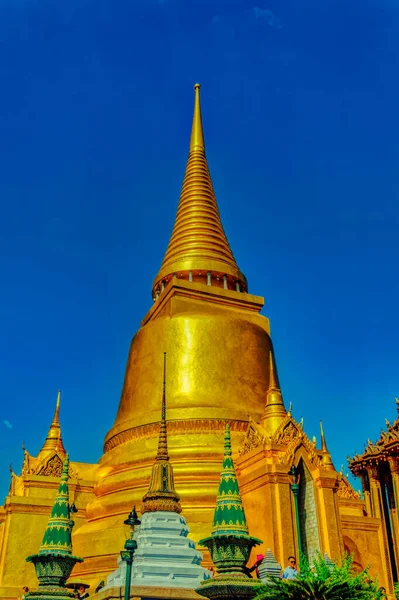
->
[289,464,303,557]
[120,506,141,600]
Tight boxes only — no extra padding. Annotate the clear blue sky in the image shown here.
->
[0,0,398,500]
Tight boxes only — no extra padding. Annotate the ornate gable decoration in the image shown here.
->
[337,475,361,500]
[239,419,269,456]
[273,420,299,445]
[239,415,324,468]
[21,450,78,479]
[274,418,322,467]
[37,454,64,477]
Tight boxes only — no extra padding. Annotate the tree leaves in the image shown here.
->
[255,553,384,600]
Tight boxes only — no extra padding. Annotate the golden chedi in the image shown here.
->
[71,83,283,579]
[2,85,393,599]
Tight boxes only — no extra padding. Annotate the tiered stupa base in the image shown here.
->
[106,512,211,590]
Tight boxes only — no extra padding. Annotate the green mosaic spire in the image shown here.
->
[196,424,262,599]
[38,454,74,556]
[26,453,83,600]
[212,423,249,536]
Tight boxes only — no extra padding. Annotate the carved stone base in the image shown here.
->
[26,590,75,600]
[195,575,262,600]
[25,553,83,600]
[200,535,260,576]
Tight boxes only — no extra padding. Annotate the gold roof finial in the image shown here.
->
[152,84,247,296]
[320,420,327,452]
[141,353,182,514]
[320,420,334,470]
[39,390,66,456]
[54,389,61,424]
[261,351,287,434]
[190,84,205,151]
[156,352,169,461]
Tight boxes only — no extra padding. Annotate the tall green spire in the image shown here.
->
[38,454,75,555]
[196,424,263,600]
[26,454,83,600]
[212,423,249,536]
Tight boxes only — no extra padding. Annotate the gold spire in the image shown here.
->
[320,420,327,452]
[152,84,247,297]
[190,83,205,151]
[261,351,287,433]
[156,352,168,461]
[39,390,66,455]
[320,420,334,470]
[141,354,182,514]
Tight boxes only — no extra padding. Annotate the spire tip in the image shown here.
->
[320,420,330,454]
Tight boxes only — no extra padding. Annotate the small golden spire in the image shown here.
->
[152,84,247,297]
[190,84,205,151]
[261,351,287,434]
[156,352,169,461]
[39,390,66,455]
[268,350,278,390]
[320,420,334,470]
[141,354,182,514]
[320,420,327,452]
[54,389,60,424]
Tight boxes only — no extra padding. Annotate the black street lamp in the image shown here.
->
[120,506,141,600]
[288,464,303,557]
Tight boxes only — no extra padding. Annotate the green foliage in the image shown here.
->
[394,582,399,599]
[255,553,383,600]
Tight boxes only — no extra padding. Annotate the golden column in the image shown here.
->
[313,425,343,561]
[387,457,399,579]
[367,464,394,593]
[358,470,373,516]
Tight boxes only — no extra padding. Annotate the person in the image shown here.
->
[248,554,264,578]
[282,556,298,579]
[77,585,89,599]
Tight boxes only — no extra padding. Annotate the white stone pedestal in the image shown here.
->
[106,511,211,591]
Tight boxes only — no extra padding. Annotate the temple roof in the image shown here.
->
[141,353,182,514]
[39,390,66,456]
[320,421,335,470]
[349,398,399,472]
[152,84,247,296]
[261,351,287,433]
[20,390,67,479]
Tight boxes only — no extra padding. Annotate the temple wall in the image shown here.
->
[298,460,320,558]
[340,512,391,593]
[237,448,299,567]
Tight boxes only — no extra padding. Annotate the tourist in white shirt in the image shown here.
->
[282,556,298,579]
